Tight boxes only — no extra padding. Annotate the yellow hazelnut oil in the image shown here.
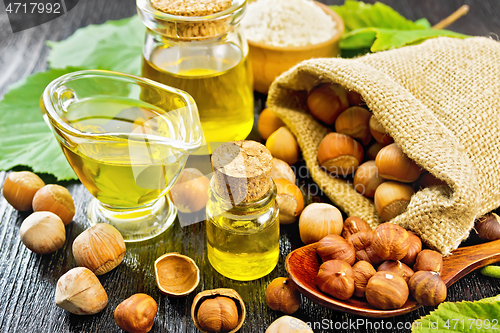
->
[206,182,280,281]
[53,97,190,208]
[141,46,254,146]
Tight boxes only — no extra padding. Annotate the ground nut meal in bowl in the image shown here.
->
[241,0,344,93]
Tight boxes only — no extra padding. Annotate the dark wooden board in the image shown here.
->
[1,0,500,332]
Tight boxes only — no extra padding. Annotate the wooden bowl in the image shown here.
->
[247,2,344,93]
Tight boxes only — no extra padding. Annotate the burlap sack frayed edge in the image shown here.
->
[267,37,497,255]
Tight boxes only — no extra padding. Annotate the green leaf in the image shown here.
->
[413,295,500,332]
[331,0,469,52]
[0,68,83,180]
[47,15,145,75]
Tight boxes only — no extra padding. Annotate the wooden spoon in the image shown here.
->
[285,239,500,318]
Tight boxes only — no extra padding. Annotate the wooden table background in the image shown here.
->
[1,0,500,332]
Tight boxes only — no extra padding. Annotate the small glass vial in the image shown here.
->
[137,0,254,148]
[206,141,280,281]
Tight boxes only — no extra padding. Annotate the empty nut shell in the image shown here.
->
[72,223,126,275]
[191,289,246,333]
[155,253,200,297]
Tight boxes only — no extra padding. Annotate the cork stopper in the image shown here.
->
[212,140,273,204]
[151,0,232,17]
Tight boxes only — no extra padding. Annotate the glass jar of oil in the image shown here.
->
[206,140,279,281]
[137,0,254,150]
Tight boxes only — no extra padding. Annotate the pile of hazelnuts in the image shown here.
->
[314,217,447,310]
[307,83,445,222]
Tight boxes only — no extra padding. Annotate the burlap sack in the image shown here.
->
[267,37,500,255]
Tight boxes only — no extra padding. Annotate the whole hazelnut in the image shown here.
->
[266,316,313,333]
[353,161,385,198]
[365,271,409,310]
[408,271,447,306]
[258,108,286,140]
[317,133,364,176]
[275,178,304,224]
[375,143,421,183]
[371,223,410,261]
[266,127,299,165]
[114,294,158,333]
[352,261,376,298]
[316,234,356,265]
[20,211,66,254]
[335,106,372,145]
[347,231,383,266]
[413,249,443,274]
[315,260,355,300]
[197,297,239,332]
[475,213,500,241]
[169,168,210,213]
[341,216,371,239]
[299,203,343,244]
[270,158,296,184]
[401,231,422,266]
[266,277,301,314]
[72,223,126,275]
[369,116,393,146]
[307,83,349,125]
[374,182,414,221]
[55,267,108,315]
[377,260,414,283]
[2,171,45,211]
[32,184,75,225]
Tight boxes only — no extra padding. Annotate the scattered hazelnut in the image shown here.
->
[316,234,356,265]
[266,127,299,165]
[353,161,385,198]
[346,90,363,106]
[347,231,383,266]
[258,108,286,140]
[377,260,414,282]
[307,83,349,124]
[413,249,443,274]
[270,158,296,184]
[274,178,304,224]
[375,143,422,183]
[352,261,376,298]
[299,203,343,244]
[266,316,313,333]
[369,116,393,146]
[365,272,409,310]
[475,213,500,241]
[266,277,301,314]
[114,294,158,333]
[32,184,75,225]
[72,223,126,275]
[155,253,200,297]
[315,260,355,300]
[366,142,383,160]
[317,133,364,177]
[374,181,414,221]
[408,271,447,306]
[55,267,108,315]
[2,171,45,211]
[191,289,245,333]
[341,216,371,239]
[401,231,422,266]
[371,223,410,261]
[20,211,66,254]
[335,106,372,145]
[170,168,210,213]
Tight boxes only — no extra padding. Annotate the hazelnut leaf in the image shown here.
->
[412,294,500,332]
[0,68,82,180]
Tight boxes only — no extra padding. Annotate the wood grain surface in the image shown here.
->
[1,1,500,332]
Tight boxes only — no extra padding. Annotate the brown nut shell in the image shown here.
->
[155,253,200,297]
[377,260,414,283]
[475,213,500,241]
[20,211,66,254]
[401,231,422,266]
[372,223,410,261]
[369,116,393,146]
[32,184,75,225]
[316,234,356,265]
[352,261,376,298]
[2,171,45,211]
[315,260,355,300]
[365,271,409,310]
[413,249,443,274]
[375,143,421,183]
[299,203,343,244]
[191,288,246,333]
[169,168,210,213]
[72,223,126,275]
[374,181,414,221]
[55,267,108,315]
[275,178,304,224]
[317,133,364,177]
[408,271,447,306]
[335,106,372,145]
[266,277,301,314]
[354,161,385,198]
[347,231,383,266]
[266,316,314,333]
[114,294,158,333]
[342,216,371,239]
